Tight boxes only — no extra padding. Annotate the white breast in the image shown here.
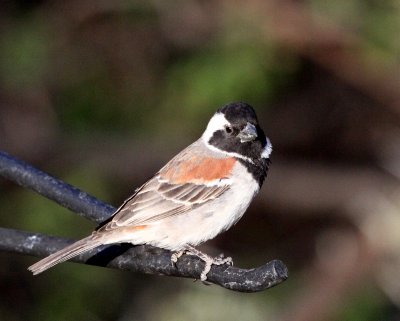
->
[140,161,260,251]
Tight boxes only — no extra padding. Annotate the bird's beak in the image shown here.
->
[238,122,258,142]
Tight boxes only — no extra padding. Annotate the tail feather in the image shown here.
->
[28,236,101,275]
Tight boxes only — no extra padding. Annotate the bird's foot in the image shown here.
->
[171,250,185,266]
[186,246,233,281]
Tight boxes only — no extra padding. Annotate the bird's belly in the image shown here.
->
[144,171,260,251]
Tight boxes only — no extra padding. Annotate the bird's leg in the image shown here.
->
[171,250,185,266]
[185,245,233,281]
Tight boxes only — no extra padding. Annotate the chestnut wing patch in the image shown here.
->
[160,156,236,184]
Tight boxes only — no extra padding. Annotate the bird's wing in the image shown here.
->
[97,150,237,231]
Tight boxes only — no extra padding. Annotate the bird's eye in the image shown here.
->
[225,126,233,134]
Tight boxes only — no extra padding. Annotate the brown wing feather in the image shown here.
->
[102,178,229,229]
[98,149,236,232]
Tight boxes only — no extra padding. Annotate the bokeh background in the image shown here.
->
[1,0,399,320]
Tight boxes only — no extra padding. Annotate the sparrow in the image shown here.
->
[28,102,272,281]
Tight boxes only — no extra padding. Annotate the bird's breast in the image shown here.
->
[146,161,260,250]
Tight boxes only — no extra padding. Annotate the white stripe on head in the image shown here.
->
[262,137,273,159]
[201,112,255,163]
[201,112,230,144]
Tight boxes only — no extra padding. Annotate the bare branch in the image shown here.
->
[0,227,287,292]
[0,151,114,223]
[0,151,288,292]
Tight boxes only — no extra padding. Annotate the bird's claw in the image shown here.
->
[171,250,185,266]
[171,247,233,281]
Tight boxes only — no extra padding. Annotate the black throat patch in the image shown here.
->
[238,157,270,187]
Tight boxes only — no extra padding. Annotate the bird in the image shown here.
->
[28,102,272,281]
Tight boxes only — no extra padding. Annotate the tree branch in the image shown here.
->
[0,151,113,223]
[0,151,288,292]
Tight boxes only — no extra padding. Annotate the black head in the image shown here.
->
[217,102,259,126]
[202,102,272,185]
[203,102,271,161]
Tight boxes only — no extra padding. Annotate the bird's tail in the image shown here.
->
[28,236,101,275]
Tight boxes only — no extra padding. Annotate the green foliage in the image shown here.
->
[31,267,124,321]
[164,47,271,110]
[310,0,400,63]
[0,17,49,88]
[334,286,389,321]
[57,78,125,132]
[6,166,109,238]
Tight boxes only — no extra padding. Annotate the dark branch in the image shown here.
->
[0,227,287,292]
[0,151,113,223]
[0,151,288,292]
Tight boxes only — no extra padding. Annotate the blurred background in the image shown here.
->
[0,0,399,320]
